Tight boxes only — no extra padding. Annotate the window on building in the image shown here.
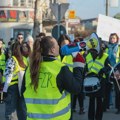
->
[13,0,19,6]
[21,0,26,6]
[28,0,34,7]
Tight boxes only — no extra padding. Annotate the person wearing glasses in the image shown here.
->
[17,33,24,44]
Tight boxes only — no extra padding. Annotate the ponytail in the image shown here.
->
[30,36,55,91]
[30,38,42,92]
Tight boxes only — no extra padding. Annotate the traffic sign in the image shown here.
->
[50,3,69,21]
[52,25,66,40]
[50,3,59,21]
[68,10,76,19]
[60,3,69,21]
[50,3,69,39]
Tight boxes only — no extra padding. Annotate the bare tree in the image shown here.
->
[32,0,41,39]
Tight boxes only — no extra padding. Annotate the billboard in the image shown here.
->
[8,10,17,22]
[0,10,7,21]
[28,11,34,22]
[97,14,120,41]
[0,10,35,23]
[18,11,28,22]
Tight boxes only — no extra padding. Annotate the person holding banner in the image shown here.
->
[105,33,120,114]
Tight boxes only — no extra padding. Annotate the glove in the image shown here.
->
[72,52,85,68]
[114,70,120,80]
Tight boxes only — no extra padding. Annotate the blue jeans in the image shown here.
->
[5,84,26,120]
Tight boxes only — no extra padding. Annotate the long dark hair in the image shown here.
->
[30,36,54,91]
[21,42,31,57]
[11,41,26,68]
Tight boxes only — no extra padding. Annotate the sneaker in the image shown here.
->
[106,108,110,112]
[79,108,85,114]
[72,109,76,112]
[115,110,120,114]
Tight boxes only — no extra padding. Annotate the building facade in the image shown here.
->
[0,0,35,43]
[0,0,68,43]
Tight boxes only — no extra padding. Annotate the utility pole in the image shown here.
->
[106,0,109,16]
[33,0,42,39]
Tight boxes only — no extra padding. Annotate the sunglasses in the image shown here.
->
[18,37,23,39]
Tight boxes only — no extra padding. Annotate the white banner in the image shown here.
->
[97,14,120,41]
[110,0,119,7]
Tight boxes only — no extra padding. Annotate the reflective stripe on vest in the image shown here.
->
[25,91,68,104]
[86,53,108,74]
[27,104,70,119]
[24,59,71,120]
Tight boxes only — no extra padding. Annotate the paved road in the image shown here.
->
[72,96,120,120]
[0,96,120,120]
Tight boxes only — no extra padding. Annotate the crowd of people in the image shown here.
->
[0,32,120,120]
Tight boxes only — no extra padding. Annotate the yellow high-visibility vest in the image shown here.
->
[0,53,6,82]
[86,53,108,74]
[0,53,6,71]
[24,59,71,120]
[62,55,73,71]
[9,56,26,86]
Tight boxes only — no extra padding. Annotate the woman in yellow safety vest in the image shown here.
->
[3,41,27,120]
[58,35,73,70]
[0,38,6,84]
[58,34,73,120]
[21,41,31,64]
[23,36,85,120]
[0,38,6,103]
[84,45,111,120]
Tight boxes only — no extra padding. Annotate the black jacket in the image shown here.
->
[21,55,84,95]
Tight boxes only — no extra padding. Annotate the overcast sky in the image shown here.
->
[67,0,120,19]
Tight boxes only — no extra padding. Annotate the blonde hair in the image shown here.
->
[26,35,34,42]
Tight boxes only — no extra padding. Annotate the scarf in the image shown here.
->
[108,43,118,66]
